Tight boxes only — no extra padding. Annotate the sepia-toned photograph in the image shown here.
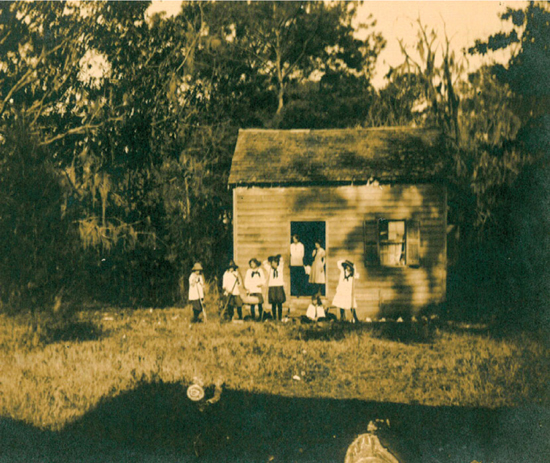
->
[0,1,548,461]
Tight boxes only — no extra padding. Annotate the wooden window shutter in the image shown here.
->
[363,220,379,266]
[406,220,421,267]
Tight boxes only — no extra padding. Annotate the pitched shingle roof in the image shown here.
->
[228,127,444,186]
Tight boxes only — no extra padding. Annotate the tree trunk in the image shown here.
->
[275,29,285,116]
[184,176,191,219]
[276,83,285,116]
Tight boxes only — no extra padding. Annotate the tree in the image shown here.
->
[469,1,550,122]
[75,2,243,301]
[210,1,384,118]
[365,72,424,127]
[389,20,526,235]
[469,1,550,329]
[0,0,388,309]
[0,1,115,309]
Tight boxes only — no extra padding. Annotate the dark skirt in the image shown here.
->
[228,295,243,308]
[268,286,286,304]
[250,292,264,304]
[290,265,307,296]
[191,300,203,312]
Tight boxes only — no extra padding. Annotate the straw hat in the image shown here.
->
[187,384,205,402]
[192,262,203,272]
[342,260,354,269]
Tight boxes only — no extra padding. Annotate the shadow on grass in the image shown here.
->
[371,321,436,344]
[436,319,550,345]
[41,319,104,344]
[293,321,436,344]
[293,318,549,345]
[17,314,107,347]
[1,381,548,463]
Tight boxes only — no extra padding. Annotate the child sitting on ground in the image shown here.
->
[305,294,326,322]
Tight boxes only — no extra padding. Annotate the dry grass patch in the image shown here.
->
[0,309,547,431]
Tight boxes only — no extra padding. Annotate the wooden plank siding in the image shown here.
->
[233,183,447,318]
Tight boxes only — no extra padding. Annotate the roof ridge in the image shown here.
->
[229,127,443,185]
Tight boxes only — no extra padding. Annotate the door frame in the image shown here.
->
[289,220,328,298]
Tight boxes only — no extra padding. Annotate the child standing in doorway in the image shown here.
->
[264,254,286,321]
[244,258,266,321]
[290,234,306,296]
[332,260,360,322]
[309,240,326,295]
[188,262,206,323]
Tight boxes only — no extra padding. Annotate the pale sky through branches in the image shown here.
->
[147,0,528,88]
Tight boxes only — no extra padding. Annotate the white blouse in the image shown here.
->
[290,242,305,266]
[222,270,241,296]
[245,268,266,293]
[306,303,326,320]
[188,273,205,300]
[263,257,285,287]
[332,260,360,310]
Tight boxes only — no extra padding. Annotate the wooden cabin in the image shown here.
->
[228,128,447,319]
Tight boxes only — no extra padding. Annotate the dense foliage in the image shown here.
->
[0,1,383,310]
[0,1,546,327]
[472,1,550,329]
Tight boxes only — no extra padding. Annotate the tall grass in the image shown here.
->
[0,308,547,431]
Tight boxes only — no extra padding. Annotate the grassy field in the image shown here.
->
[0,307,548,461]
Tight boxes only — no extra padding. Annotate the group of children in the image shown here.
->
[221,255,286,321]
[188,255,360,323]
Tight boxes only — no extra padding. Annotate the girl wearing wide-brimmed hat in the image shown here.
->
[332,260,360,322]
[222,260,244,321]
[189,262,206,322]
[244,258,266,321]
[263,254,286,321]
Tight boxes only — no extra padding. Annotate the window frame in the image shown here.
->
[378,219,407,267]
[363,217,421,268]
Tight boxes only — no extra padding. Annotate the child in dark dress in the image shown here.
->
[263,255,286,321]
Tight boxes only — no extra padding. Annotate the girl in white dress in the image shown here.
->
[309,241,326,294]
[332,260,359,322]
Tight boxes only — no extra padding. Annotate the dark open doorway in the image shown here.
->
[290,221,326,296]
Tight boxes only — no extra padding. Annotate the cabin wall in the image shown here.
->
[233,184,447,318]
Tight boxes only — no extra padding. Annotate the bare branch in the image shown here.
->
[0,67,35,115]
[38,117,122,147]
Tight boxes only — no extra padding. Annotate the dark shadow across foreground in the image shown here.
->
[0,382,548,462]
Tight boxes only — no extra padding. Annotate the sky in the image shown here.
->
[147,1,528,88]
